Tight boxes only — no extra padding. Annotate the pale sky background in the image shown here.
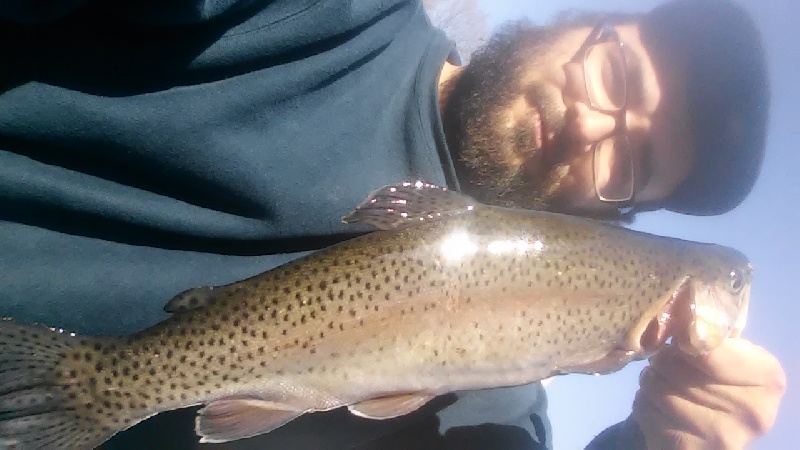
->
[471,1,799,448]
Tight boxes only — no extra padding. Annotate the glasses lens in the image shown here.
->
[584,42,627,111]
[593,136,633,202]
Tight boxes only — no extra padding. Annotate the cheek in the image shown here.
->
[556,153,599,207]
[637,118,694,202]
[560,61,588,105]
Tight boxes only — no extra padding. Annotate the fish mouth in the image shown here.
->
[622,278,693,359]
[628,275,747,359]
[636,281,689,354]
[673,281,750,356]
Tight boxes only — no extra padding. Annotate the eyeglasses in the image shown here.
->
[573,23,634,206]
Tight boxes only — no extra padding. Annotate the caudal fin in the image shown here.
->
[0,320,117,449]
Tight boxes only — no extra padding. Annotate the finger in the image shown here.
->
[631,388,708,449]
[651,340,783,387]
[638,366,776,446]
[646,346,744,411]
[648,347,706,387]
[647,348,740,404]
[639,365,740,420]
[682,339,775,381]
[632,381,751,449]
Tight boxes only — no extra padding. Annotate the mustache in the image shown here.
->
[524,84,567,151]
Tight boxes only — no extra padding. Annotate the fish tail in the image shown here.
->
[0,320,120,450]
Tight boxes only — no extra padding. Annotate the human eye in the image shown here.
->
[601,47,626,108]
[585,43,626,110]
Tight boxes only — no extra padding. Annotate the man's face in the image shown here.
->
[441,18,695,215]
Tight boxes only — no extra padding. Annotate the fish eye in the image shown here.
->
[729,269,744,293]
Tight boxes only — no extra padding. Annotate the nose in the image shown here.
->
[567,101,618,145]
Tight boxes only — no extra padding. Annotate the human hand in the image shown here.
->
[631,338,786,449]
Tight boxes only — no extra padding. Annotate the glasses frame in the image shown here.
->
[573,22,635,207]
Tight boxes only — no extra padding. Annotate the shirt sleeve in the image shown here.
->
[585,415,647,449]
[0,0,88,23]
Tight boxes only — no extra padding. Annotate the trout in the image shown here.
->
[0,181,751,449]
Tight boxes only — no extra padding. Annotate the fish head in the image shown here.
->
[671,244,753,356]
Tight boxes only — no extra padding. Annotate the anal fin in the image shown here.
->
[347,392,435,420]
[195,397,303,443]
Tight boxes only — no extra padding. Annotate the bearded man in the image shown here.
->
[0,0,785,448]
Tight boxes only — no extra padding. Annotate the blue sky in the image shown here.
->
[474,1,799,448]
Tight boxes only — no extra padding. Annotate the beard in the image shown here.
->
[440,20,582,212]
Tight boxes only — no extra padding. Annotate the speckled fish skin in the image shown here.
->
[0,181,752,449]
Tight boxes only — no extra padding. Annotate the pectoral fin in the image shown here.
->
[195,397,303,443]
[347,392,435,419]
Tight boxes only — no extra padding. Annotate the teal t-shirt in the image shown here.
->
[0,1,552,448]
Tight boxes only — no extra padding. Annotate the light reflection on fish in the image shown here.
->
[0,181,751,449]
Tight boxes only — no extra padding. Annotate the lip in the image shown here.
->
[529,102,553,166]
[538,107,551,151]
[529,109,543,151]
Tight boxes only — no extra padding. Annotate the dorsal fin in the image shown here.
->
[342,181,478,230]
[164,286,219,313]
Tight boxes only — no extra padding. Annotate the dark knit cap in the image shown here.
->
[640,0,769,215]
